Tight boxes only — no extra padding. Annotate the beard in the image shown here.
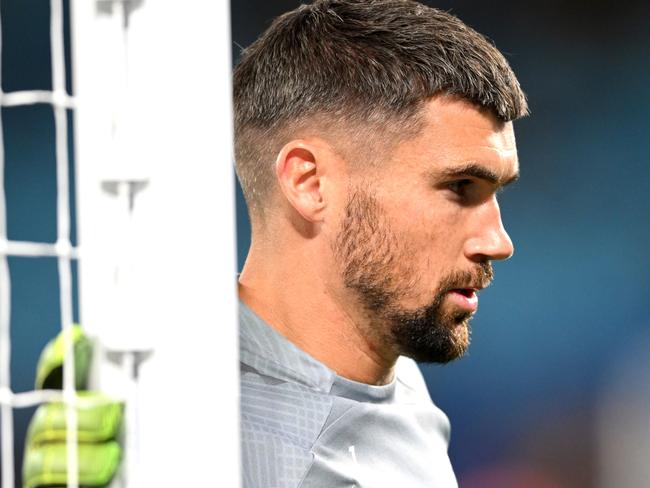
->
[333,186,493,364]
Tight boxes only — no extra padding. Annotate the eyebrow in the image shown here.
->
[438,162,519,188]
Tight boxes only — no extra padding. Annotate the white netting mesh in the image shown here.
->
[0,0,78,486]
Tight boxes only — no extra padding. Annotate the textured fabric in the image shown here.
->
[240,302,458,488]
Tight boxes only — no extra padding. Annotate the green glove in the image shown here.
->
[23,326,124,488]
[34,325,92,391]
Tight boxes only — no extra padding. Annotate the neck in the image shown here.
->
[238,241,397,385]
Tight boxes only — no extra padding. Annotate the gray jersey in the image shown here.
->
[240,302,458,488]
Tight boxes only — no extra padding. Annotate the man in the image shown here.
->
[235,1,528,486]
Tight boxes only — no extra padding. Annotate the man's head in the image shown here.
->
[235,0,527,365]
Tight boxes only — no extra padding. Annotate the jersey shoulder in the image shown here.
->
[241,367,334,488]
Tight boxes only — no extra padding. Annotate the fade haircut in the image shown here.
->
[234,0,528,217]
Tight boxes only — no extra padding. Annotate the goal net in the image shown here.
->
[0,1,239,486]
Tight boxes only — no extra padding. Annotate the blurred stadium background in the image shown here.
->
[3,0,650,486]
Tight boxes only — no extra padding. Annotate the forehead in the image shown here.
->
[389,97,519,179]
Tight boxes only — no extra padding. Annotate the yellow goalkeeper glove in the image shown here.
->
[22,326,124,488]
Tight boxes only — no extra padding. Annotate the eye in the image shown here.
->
[447,179,472,197]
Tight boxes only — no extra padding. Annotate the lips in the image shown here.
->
[455,288,475,298]
[447,288,479,312]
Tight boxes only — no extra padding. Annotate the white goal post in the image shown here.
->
[72,1,239,487]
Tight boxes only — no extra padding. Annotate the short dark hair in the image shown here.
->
[234,0,528,217]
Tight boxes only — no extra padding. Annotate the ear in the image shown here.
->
[275,140,328,222]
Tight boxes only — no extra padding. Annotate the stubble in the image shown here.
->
[333,186,493,364]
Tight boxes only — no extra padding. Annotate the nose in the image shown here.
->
[463,199,514,263]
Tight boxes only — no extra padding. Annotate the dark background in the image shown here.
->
[2,0,649,486]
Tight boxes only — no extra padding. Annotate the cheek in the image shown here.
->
[393,194,457,241]
[392,203,464,272]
